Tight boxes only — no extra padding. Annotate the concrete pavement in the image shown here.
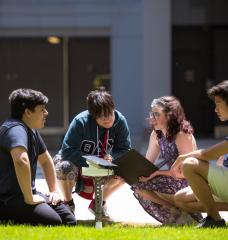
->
[36,137,228,224]
[36,179,160,224]
[36,179,228,224]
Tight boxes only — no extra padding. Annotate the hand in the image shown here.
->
[139,176,151,182]
[104,154,113,162]
[173,165,184,179]
[139,171,157,182]
[24,194,46,205]
[171,155,186,171]
[48,191,62,206]
[169,169,177,179]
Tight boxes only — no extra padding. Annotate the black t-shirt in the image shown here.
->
[0,119,46,201]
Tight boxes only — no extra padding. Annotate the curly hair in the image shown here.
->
[151,96,193,141]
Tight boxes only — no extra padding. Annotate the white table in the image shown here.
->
[82,162,114,229]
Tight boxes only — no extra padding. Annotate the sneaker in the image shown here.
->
[64,199,75,215]
[88,199,111,221]
[196,216,226,228]
[190,212,204,223]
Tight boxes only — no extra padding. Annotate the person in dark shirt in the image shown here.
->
[0,88,76,226]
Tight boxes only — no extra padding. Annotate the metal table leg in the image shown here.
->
[94,177,103,229]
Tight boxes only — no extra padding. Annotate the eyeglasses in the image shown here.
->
[149,111,161,119]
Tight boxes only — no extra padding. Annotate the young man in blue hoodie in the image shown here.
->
[55,86,131,219]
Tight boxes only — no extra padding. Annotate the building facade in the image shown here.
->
[0,0,228,148]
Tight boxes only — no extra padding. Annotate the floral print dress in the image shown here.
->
[131,133,189,224]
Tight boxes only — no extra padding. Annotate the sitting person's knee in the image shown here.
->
[105,175,124,186]
[182,157,198,175]
[55,159,78,181]
[115,176,125,185]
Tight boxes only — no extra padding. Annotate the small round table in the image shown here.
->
[82,163,114,229]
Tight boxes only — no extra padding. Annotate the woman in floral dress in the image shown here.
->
[132,96,202,224]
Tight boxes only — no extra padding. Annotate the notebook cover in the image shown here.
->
[82,155,117,169]
[113,149,158,185]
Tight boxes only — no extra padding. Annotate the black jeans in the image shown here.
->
[0,192,76,226]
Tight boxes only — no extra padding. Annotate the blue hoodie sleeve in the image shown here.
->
[60,118,88,167]
[112,115,131,160]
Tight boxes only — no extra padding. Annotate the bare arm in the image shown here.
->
[38,150,61,205]
[11,147,45,205]
[145,130,160,163]
[139,169,175,182]
[151,132,197,179]
[172,140,228,170]
[138,131,160,182]
[38,150,57,192]
[198,140,228,160]
[176,132,197,154]
[171,132,197,178]
[140,132,197,181]
[216,155,224,166]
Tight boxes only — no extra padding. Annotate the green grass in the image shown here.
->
[1,223,228,240]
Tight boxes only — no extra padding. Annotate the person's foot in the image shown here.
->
[175,211,196,225]
[88,199,111,221]
[163,207,181,225]
[196,216,226,228]
[64,199,75,215]
[190,212,204,223]
[163,208,196,226]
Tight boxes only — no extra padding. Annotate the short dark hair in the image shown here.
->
[86,86,115,119]
[207,80,228,105]
[9,88,48,119]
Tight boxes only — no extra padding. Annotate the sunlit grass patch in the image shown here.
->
[0,222,228,240]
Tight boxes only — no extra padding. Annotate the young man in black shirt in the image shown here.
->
[0,88,76,225]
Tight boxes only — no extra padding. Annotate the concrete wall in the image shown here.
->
[142,0,171,128]
[0,0,171,140]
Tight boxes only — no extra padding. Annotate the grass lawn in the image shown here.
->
[1,222,228,240]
